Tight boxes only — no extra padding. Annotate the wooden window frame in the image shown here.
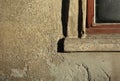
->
[87,0,120,34]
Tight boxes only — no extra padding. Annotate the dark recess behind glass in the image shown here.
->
[96,0,120,23]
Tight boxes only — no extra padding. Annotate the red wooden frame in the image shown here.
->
[87,0,120,34]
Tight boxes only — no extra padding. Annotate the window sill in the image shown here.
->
[64,34,120,52]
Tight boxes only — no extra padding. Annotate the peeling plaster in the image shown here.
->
[10,66,27,78]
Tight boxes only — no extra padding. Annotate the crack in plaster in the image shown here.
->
[101,68,111,81]
[82,64,92,81]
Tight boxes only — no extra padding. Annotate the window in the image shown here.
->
[87,0,120,34]
[58,0,120,52]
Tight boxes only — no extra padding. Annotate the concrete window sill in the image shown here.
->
[64,34,120,52]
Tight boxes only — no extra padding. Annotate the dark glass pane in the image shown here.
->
[96,0,120,23]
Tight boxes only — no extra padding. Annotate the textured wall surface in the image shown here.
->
[0,0,120,81]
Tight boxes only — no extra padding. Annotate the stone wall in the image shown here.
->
[0,0,120,81]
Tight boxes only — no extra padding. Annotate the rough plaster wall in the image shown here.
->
[0,0,62,81]
[0,0,120,81]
